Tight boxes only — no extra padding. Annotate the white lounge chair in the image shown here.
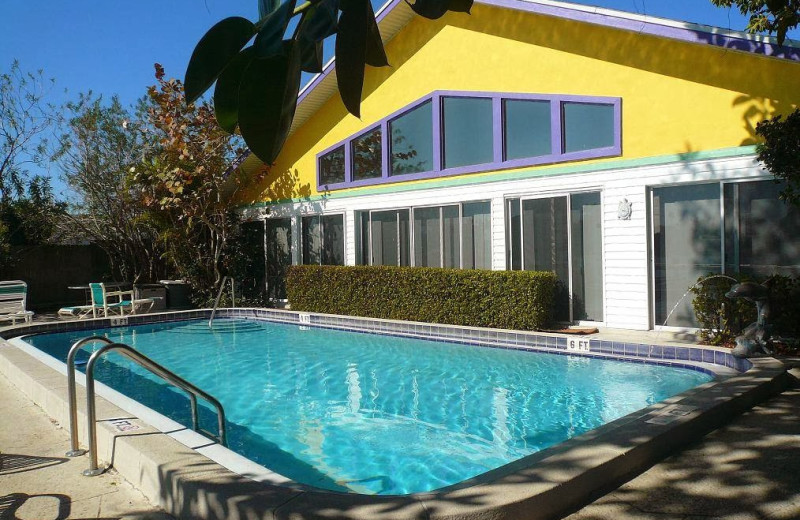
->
[0,280,34,325]
[57,304,95,319]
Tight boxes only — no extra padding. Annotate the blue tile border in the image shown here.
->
[1,308,752,375]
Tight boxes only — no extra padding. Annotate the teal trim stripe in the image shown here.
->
[240,145,757,209]
[0,286,26,295]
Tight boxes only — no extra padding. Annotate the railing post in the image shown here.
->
[83,347,107,476]
[77,342,227,476]
[66,336,114,458]
[208,276,235,327]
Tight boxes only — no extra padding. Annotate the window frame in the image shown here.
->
[300,212,346,266]
[316,91,621,191]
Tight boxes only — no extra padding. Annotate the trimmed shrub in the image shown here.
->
[691,273,800,345]
[286,265,557,331]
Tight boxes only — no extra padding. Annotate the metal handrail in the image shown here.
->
[208,276,235,328]
[67,341,227,476]
[66,336,115,457]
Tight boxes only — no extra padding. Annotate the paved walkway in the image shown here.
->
[0,372,171,520]
[567,367,800,520]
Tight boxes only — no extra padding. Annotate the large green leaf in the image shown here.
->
[299,37,324,73]
[185,17,256,104]
[365,0,388,67]
[258,0,281,20]
[406,0,448,19]
[297,0,340,42]
[336,0,369,117]
[213,47,255,134]
[238,42,303,163]
[254,0,298,58]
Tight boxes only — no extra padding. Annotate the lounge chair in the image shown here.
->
[57,304,95,319]
[0,280,34,325]
[89,282,134,318]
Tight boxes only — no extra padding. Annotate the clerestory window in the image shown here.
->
[317,91,621,190]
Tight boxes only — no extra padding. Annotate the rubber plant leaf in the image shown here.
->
[336,0,369,117]
[254,0,299,58]
[213,47,256,134]
[299,37,324,73]
[364,0,388,67]
[238,41,303,163]
[258,0,281,20]
[298,0,340,42]
[185,17,257,104]
[448,0,473,14]
[406,0,449,19]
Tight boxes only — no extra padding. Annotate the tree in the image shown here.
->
[0,60,58,203]
[0,61,65,271]
[54,93,167,283]
[133,64,259,303]
[711,0,800,45]
[755,111,800,204]
[711,1,800,205]
[185,0,474,164]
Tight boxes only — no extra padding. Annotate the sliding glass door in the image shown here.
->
[506,192,603,322]
[653,179,800,327]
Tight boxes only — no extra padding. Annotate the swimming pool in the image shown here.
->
[23,317,713,495]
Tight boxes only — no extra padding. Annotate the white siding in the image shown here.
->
[249,154,769,331]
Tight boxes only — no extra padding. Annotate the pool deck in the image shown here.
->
[1,315,798,519]
[0,370,172,520]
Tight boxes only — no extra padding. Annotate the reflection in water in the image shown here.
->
[26,319,711,495]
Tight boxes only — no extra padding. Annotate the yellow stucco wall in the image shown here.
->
[243,3,800,203]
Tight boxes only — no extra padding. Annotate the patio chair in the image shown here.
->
[0,280,34,325]
[89,282,134,318]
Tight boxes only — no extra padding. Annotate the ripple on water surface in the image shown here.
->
[26,318,713,495]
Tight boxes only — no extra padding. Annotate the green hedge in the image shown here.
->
[286,265,557,331]
[691,273,800,345]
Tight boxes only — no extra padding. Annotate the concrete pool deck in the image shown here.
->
[1,314,797,519]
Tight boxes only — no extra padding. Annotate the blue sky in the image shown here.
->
[0,0,794,194]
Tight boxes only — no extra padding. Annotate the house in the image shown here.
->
[236,0,800,331]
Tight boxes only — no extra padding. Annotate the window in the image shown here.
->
[390,100,433,176]
[562,102,615,153]
[442,97,494,169]
[352,127,382,181]
[318,91,620,191]
[724,181,800,277]
[412,205,462,268]
[365,209,410,266]
[302,214,345,265]
[319,145,345,186]
[652,179,800,328]
[462,201,491,269]
[238,221,267,302]
[265,219,292,300]
[507,193,604,322]
[358,202,491,269]
[504,99,551,161]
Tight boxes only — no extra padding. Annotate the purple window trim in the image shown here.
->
[316,90,622,192]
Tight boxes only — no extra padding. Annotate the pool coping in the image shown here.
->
[0,308,791,520]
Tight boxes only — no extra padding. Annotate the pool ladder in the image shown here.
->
[65,336,227,476]
[208,276,235,328]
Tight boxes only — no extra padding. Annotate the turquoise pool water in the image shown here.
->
[25,318,712,495]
